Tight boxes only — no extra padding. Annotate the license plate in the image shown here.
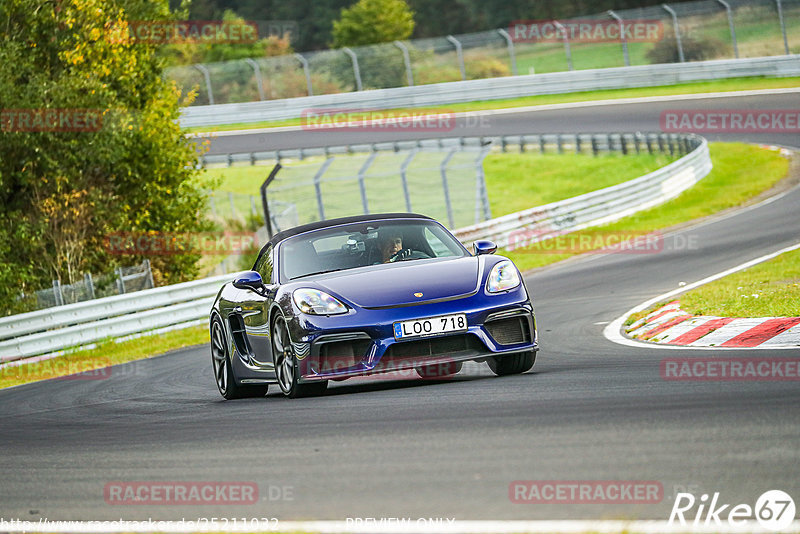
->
[393,313,467,340]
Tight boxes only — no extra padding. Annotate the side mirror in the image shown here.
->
[233,270,265,292]
[473,240,497,256]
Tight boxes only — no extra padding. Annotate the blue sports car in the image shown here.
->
[209,213,538,399]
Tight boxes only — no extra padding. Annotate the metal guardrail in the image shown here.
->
[0,132,709,363]
[180,56,800,128]
[0,273,235,363]
[453,133,711,247]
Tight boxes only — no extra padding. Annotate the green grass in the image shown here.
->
[0,325,209,390]
[483,152,675,216]
[501,143,791,272]
[204,150,677,225]
[187,76,800,133]
[679,247,800,318]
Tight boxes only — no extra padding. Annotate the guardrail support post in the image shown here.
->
[575,135,582,154]
[357,152,377,214]
[144,260,155,290]
[244,58,266,100]
[440,149,457,228]
[621,135,628,155]
[591,135,598,156]
[342,47,363,91]
[446,35,466,81]
[715,0,739,59]
[776,0,790,55]
[538,136,545,154]
[393,41,414,86]
[294,53,314,96]
[399,150,416,212]
[608,11,630,67]
[554,21,574,71]
[193,64,214,105]
[662,5,685,63]
[496,29,518,75]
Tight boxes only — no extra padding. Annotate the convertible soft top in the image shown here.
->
[267,213,433,246]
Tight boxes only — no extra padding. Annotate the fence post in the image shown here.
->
[342,47,363,91]
[575,134,582,154]
[607,11,630,67]
[53,279,64,306]
[446,35,466,81]
[144,259,155,289]
[715,0,739,59]
[399,150,416,212]
[193,64,214,105]
[294,53,313,96]
[496,29,518,75]
[591,135,598,156]
[261,163,282,238]
[84,273,96,300]
[243,58,266,100]
[357,152,377,214]
[228,192,237,219]
[440,149,457,228]
[314,157,335,221]
[776,0,790,55]
[393,41,414,86]
[116,267,126,295]
[475,146,492,222]
[554,21,574,71]
[662,5,685,63]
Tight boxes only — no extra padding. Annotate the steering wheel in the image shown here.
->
[388,248,431,262]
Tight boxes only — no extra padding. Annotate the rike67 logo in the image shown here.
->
[669,490,796,532]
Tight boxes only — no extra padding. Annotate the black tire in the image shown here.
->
[210,316,268,400]
[272,313,328,398]
[415,361,463,379]
[487,351,536,376]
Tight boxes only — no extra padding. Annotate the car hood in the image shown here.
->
[315,257,481,308]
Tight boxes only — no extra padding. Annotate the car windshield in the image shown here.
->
[279,220,468,281]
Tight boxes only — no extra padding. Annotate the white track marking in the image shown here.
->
[603,242,800,350]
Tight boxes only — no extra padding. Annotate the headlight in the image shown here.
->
[292,288,348,315]
[486,260,521,293]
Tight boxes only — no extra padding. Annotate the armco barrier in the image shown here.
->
[180,56,800,128]
[452,133,710,247]
[0,133,710,362]
[0,273,235,363]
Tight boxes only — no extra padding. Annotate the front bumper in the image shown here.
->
[288,294,538,382]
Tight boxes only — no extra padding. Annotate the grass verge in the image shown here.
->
[502,143,791,272]
[679,247,800,318]
[0,325,209,390]
[187,76,800,134]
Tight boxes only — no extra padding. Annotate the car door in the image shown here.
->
[240,244,277,370]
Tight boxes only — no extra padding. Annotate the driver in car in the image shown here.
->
[379,230,412,263]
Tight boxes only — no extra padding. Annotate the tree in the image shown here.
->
[0,0,212,314]
[331,0,414,48]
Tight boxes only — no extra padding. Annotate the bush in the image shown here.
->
[647,33,726,64]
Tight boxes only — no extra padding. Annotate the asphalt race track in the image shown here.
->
[1,92,798,522]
